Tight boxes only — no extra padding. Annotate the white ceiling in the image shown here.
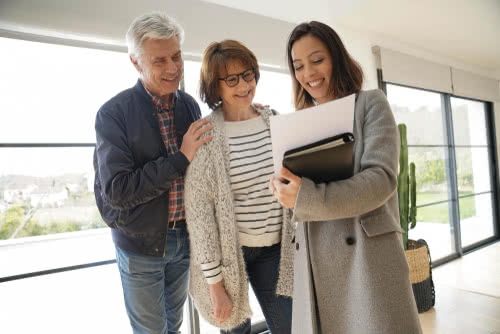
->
[203,0,500,78]
[0,0,297,69]
[1,0,498,78]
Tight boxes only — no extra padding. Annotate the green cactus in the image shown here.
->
[397,124,417,250]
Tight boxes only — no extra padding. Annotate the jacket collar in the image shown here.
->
[132,79,179,105]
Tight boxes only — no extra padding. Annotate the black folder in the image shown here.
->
[283,132,355,183]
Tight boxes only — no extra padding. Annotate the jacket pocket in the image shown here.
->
[360,209,402,237]
[115,205,148,237]
[117,208,129,225]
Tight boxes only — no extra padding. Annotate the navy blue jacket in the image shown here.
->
[93,79,201,256]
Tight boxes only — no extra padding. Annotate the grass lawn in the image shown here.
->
[416,192,476,224]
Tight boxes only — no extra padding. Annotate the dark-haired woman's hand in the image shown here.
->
[270,168,302,209]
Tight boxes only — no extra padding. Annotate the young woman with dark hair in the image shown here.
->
[270,21,423,334]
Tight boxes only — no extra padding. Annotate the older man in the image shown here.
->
[94,12,212,334]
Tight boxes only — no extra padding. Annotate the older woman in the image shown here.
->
[184,40,294,334]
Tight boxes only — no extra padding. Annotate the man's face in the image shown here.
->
[131,37,183,98]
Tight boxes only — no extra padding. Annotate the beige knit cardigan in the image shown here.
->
[184,107,295,330]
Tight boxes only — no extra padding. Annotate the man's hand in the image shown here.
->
[180,118,213,161]
[270,168,302,209]
[209,281,233,323]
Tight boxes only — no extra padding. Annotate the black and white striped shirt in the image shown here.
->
[201,115,283,284]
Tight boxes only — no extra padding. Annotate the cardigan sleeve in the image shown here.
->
[184,143,223,284]
[292,89,399,222]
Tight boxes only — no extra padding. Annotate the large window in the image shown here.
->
[450,97,496,247]
[386,84,498,263]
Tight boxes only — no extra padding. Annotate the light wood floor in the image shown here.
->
[418,241,500,334]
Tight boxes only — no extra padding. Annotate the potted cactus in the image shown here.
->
[397,123,435,313]
[397,123,417,250]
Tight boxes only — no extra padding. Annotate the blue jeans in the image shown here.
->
[115,227,190,334]
[222,243,292,334]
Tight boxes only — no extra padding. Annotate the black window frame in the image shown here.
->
[379,73,500,267]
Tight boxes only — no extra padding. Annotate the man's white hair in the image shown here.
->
[126,11,184,62]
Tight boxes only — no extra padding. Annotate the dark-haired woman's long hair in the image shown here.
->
[287,21,364,110]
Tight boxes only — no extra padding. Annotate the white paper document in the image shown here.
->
[270,94,355,176]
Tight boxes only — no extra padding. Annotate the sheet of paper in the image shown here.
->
[270,94,355,176]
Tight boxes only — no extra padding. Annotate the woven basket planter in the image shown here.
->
[405,239,435,313]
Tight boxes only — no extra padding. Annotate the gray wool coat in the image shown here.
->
[291,89,422,334]
[184,107,295,330]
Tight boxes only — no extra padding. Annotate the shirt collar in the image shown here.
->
[141,80,177,112]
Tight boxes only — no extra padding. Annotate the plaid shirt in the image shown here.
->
[146,88,185,222]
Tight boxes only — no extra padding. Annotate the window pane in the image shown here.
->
[451,97,488,146]
[388,84,446,145]
[254,70,293,114]
[412,202,454,260]
[0,263,190,334]
[460,192,495,247]
[0,265,130,333]
[0,147,116,277]
[410,147,450,206]
[0,37,137,143]
[0,148,99,241]
[455,147,492,195]
[183,60,211,117]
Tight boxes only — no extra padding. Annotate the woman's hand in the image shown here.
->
[270,168,302,209]
[209,281,233,323]
[253,102,269,110]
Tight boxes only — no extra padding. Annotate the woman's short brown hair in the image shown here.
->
[199,40,260,110]
[286,21,364,110]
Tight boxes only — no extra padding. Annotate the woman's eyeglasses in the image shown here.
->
[218,69,256,87]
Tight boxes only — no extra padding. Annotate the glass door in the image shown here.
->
[451,97,496,248]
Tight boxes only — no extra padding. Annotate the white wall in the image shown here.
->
[328,23,500,90]
[1,0,498,83]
